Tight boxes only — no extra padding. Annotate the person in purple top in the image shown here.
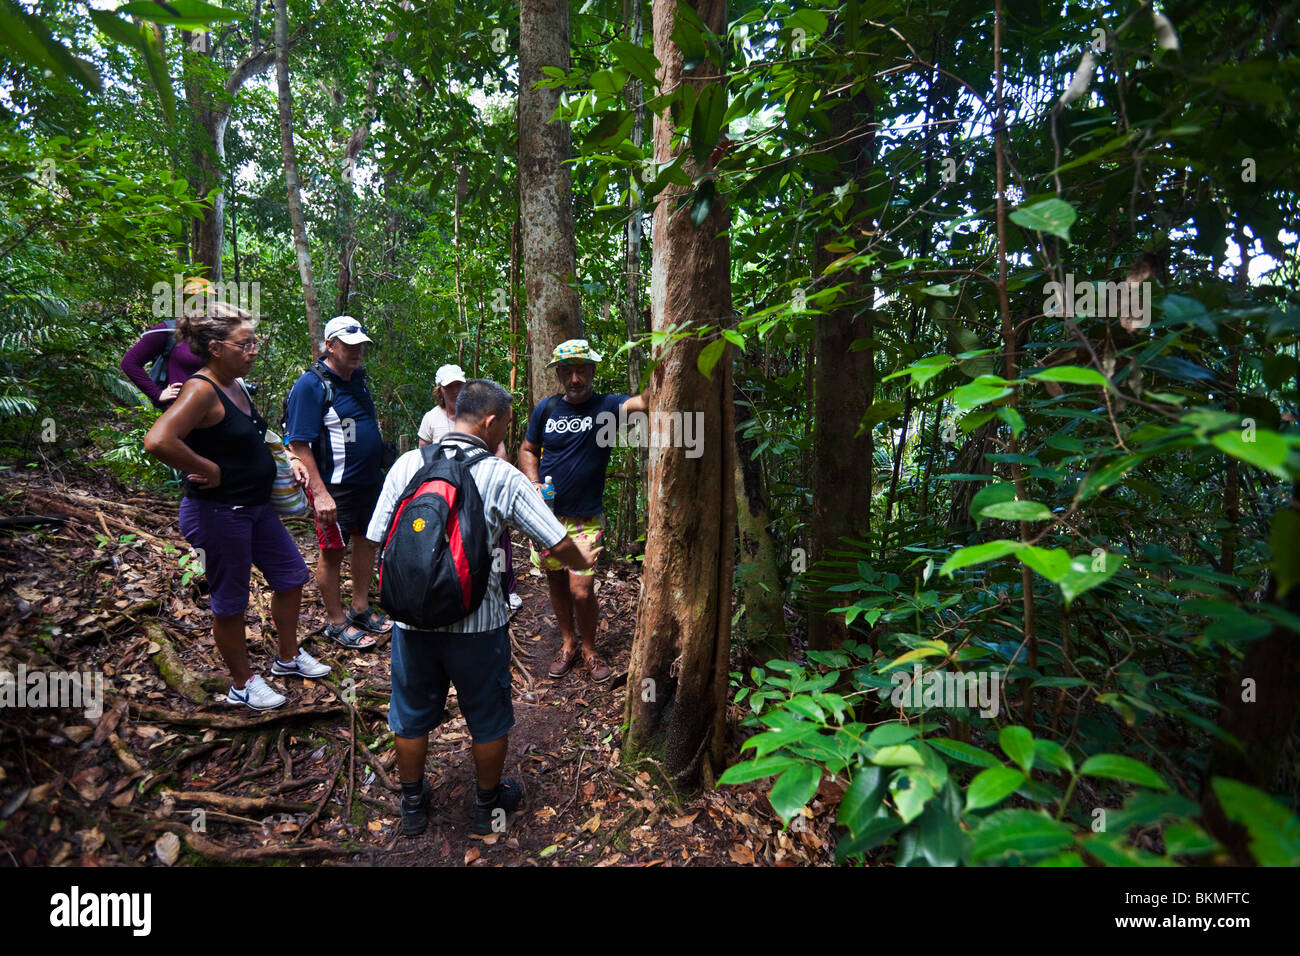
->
[122,277,213,409]
[120,318,207,408]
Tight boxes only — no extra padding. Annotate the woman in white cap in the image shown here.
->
[419,365,524,612]
[418,364,466,446]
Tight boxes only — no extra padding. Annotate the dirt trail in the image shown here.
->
[0,471,835,867]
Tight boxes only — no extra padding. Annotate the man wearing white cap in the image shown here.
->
[419,363,525,612]
[285,316,392,650]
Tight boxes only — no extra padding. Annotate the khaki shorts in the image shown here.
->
[531,514,604,576]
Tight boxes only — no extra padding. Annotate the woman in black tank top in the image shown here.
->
[144,305,328,711]
[180,374,276,503]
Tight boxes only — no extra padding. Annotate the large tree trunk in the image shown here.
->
[807,75,876,651]
[519,0,582,404]
[274,0,324,356]
[624,0,734,788]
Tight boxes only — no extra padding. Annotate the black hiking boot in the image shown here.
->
[472,778,525,836]
[401,777,433,836]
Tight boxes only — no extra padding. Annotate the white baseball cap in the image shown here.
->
[324,315,373,344]
[435,364,467,387]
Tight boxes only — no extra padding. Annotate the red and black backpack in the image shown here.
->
[377,441,493,630]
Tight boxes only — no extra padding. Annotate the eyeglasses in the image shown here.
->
[329,324,365,338]
[221,334,259,354]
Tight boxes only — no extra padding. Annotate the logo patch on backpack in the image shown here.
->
[412,517,425,532]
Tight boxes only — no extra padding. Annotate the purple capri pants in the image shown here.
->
[178,498,311,618]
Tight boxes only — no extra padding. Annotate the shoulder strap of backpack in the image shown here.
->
[309,361,335,412]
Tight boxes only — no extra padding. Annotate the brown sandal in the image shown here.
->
[549,645,580,678]
[582,651,612,684]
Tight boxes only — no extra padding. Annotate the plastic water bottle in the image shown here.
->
[541,475,556,511]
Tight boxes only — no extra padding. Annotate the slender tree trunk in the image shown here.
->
[619,0,649,554]
[735,383,788,662]
[274,0,323,356]
[335,71,377,318]
[625,0,733,787]
[519,0,581,405]
[1203,480,1300,862]
[807,29,876,651]
[182,8,277,282]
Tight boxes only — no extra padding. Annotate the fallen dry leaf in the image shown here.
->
[580,813,602,834]
[728,844,756,865]
[669,812,700,829]
[464,848,480,865]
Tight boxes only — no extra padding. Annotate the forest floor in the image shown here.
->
[0,468,838,867]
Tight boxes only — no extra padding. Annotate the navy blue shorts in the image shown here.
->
[388,623,514,743]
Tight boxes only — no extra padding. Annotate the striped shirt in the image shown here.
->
[365,433,567,633]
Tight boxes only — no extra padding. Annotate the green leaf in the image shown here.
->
[1027,365,1109,388]
[583,110,635,150]
[696,337,727,380]
[121,0,243,27]
[997,406,1026,437]
[768,764,822,825]
[1009,198,1077,241]
[891,771,935,824]
[871,744,925,767]
[1017,546,1072,582]
[717,755,806,785]
[837,766,886,835]
[947,376,1014,413]
[1058,552,1123,608]
[88,9,145,51]
[1211,778,1300,865]
[1078,454,1146,502]
[670,4,709,69]
[965,766,1027,811]
[1212,428,1291,480]
[1271,510,1300,599]
[971,810,1074,862]
[834,816,903,863]
[786,7,828,38]
[865,723,919,747]
[969,482,1016,526]
[691,84,726,164]
[927,737,1001,768]
[609,39,660,87]
[138,22,175,126]
[939,539,1022,576]
[916,800,970,866]
[1080,754,1169,791]
[882,354,953,388]
[0,0,101,91]
[999,726,1036,774]
[978,500,1054,522]
[689,179,714,228]
[1033,739,1075,774]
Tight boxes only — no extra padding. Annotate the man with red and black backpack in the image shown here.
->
[365,379,596,838]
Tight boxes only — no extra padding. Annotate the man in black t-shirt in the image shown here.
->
[519,340,648,684]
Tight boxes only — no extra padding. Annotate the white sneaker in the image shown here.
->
[508,592,524,611]
[227,674,286,711]
[271,648,331,679]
